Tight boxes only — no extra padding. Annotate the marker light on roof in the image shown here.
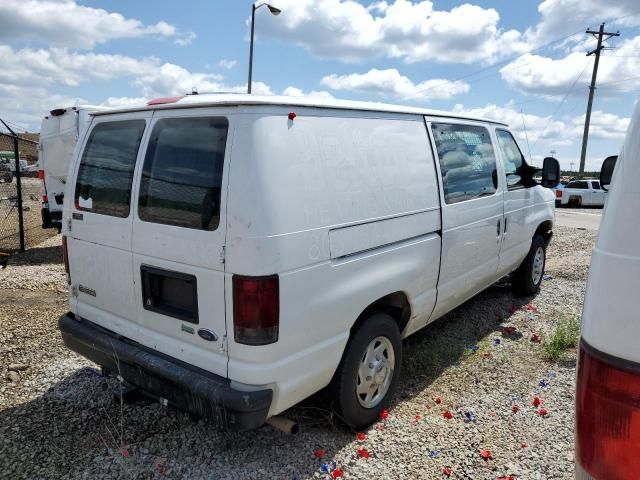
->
[147,96,185,106]
[288,112,297,121]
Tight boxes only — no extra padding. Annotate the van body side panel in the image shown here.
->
[328,209,440,258]
[225,109,441,414]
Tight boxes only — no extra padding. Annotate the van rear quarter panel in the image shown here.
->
[581,104,640,363]
[225,107,441,414]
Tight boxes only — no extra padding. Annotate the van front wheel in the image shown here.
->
[330,313,401,430]
[512,234,546,297]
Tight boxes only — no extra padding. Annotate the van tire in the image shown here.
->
[329,313,401,430]
[512,234,546,297]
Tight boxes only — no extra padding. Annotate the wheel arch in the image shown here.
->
[350,291,412,337]
[535,219,553,246]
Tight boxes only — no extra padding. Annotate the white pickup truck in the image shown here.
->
[558,178,606,207]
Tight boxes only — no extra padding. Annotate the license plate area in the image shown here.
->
[141,265,199,324]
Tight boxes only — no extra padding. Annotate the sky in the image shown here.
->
[1,0,639,171]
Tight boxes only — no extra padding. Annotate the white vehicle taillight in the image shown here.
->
[576,340,640,479]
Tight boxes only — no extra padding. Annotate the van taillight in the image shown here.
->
[233,275,279,345]
[38,170,45,180]
[556,190,562,198]
[576,340,640,479]
[62,235,70,285]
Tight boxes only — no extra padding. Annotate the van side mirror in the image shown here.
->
[600,155,617,192]
[541,157,560,188]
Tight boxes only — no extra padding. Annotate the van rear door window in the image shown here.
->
[431,123,498,204]
[74,120,146,217]
[138,117,228,231]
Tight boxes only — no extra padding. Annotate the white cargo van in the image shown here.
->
[58,95,559,430]
[39,106,107,230]
[575,102,639,479]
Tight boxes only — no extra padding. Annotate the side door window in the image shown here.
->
[495,129,526,190]
[74,120,146,217]
[431,123,498,204]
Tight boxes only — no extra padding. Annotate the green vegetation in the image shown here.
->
[543,315,581,361]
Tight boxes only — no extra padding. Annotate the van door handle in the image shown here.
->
[504,217,508,233]
[497,219,501,236]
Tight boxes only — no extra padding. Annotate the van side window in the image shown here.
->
[74,120,146,217]
[496,129,526,190]
[592,180,601,190]
[431,123,498,204]
[138,117,228,231]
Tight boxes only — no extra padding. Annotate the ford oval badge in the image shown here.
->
[197,329,218,342]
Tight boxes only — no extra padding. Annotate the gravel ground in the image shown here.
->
[0,226,596,480]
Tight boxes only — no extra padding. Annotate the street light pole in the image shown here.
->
[247,2,281,94]
[248,4,256,94]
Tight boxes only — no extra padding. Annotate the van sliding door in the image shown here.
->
[427,119,504,318]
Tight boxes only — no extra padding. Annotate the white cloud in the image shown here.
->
[524,0,640,48]
[452,102,630,169]
[0,83,85,129]
[282,86,334,99]
[257,0,528,64]
[454,103,571,147]
[217,59,238,70]
[0,46,158,88]
[320,68,469,101]
[174,31,196,47]
[100,96,148,109]
[500,34,640,97]
[571,111,630,140]
[0,0,194,49]
[0,45,275,128]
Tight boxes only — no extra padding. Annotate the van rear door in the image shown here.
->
[66,111,151,342]
[130,110,231,378]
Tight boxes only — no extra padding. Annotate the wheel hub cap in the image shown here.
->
[356,336,395,408]
[532,246,544,285]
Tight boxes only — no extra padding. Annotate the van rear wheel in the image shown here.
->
[512,234,546,297]
[329,313,401,430]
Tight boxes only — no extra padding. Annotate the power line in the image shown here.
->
[527,59,592,157]
[418,30,585,96]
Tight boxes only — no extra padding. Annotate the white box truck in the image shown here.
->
[39,106,107,230]
[58,94,560,430]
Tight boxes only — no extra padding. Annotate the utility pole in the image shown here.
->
[579,23,619,177]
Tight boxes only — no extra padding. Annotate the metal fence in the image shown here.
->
[0,124,56,255]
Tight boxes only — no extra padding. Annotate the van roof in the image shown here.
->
[91,94,508,126]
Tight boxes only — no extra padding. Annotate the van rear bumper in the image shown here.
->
[58,313,272,431]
